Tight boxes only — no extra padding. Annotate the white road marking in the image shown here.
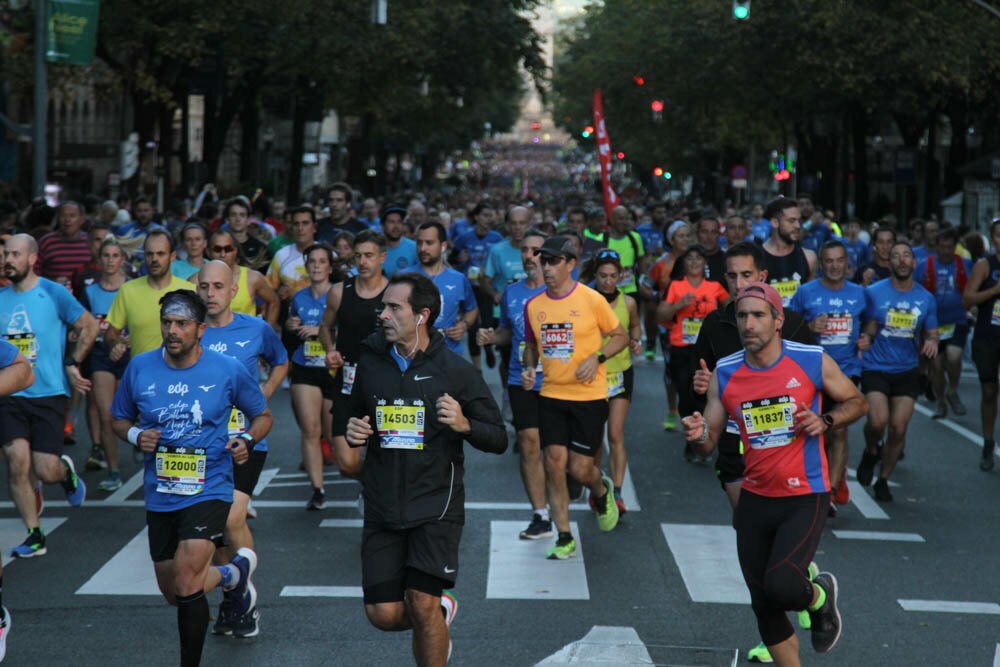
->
[319,519,363,528]
[252,467,280,495]
[104,470,144,502]
[661,524,750,604]
[487,521,589,600]
[0,517,66,567]
[993,643,1000,667]
[466,501,610,512]
[0,499,609,511]
[898,599,1000,615]
[620,465,640,511]
[832,530,924,542]
[912,403,997,461]
[76,527,159,595]
[280,586,363,598]
[846,481,890,520]
[265,479,359,488]
[271,471,342,480]
[535,626,654,665]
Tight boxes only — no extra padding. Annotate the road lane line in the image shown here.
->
[319,519,363,528]
[846,481,889,520]
[265,479,358,488]
[252,467,280,495]
[898,599,1000,614]
[912,403,997,462]
[661,524,750,604]
[535,626,654,665]
[280,586,363,598]
[1,517,66,567]
[76,527,159,595]
[832,530,924,542]
[620,465,640,511]
[104,470,144,503]
[487,520,589,600]
[994,643,1000,667]
[272,471,342,480]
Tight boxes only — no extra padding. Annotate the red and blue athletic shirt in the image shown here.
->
[717,340,829,497]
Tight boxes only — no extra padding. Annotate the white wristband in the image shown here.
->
[128,427,143,446]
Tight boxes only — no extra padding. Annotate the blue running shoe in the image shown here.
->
[60,455,86,507]
[229,547,258,617]
[11,531,45,558]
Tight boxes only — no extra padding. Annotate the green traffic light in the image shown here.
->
[663,172,672,180]
[733,5,749,19]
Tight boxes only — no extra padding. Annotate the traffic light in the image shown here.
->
[653,167,664,177]
[633,75,645,86]
[616,151,625,160]
[663,171,672,180]
[732,0,750,20]
[581,125,594,138]
[650,100,664,113]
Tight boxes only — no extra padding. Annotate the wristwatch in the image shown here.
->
[64,354,78,367]
[237,432,257,450]
[596,353,607,364]
[821,413,835,430]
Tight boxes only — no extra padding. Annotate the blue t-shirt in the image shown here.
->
[111,348,268,511]
[484,240,527,292]
[751,219,772,243]
[448,218,471,242]
[636,223,666,257]
[83,282,124,358]
[171,259,200,280]
[0,279,85,398]
[499,280,545,390]
[384,238,418,277]
[914,255,971,326]
[453,229,503,280]
[862,279,938,373]
[289,286,328,367]
[0,339,17,368]
[201,313,287,452]
[408,266,477,355]
[843,239,870,280]
[788,280,866,377]
[913,245,930,265]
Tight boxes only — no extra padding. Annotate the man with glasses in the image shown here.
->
[105,230,196,356]
[521,236,628,560]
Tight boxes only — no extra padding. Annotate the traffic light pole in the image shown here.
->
[33,0,48,198]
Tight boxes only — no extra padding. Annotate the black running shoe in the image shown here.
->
[232,606,260,638]
[212,597,235,635]
[519,514,554,540]
[855,447,879,487]
[809,572,842,653]
[306,488,326,511]
[981,440,995,472]
[873,478,893,502]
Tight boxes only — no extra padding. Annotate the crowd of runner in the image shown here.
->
[0,141,997,665]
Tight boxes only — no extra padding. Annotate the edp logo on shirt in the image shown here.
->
[168,382,189,396]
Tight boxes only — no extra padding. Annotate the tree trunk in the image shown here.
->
[239,90,259,184]
[286,98,307,203]
[851,105,869,218]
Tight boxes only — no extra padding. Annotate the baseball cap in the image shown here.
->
[735,281,783,318]
[537,235,578,259]
[382,206,407,220]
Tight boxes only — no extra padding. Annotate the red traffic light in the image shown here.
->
[633,75,645,86]
[650,100,664,113]
[584,125,595,135]
[653,167,664,177]
[616,152,625,160]
[530,121,541,131]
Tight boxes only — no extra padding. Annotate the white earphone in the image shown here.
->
[417,315,424,324]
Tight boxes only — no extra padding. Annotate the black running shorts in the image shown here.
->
[507,385,541,432]
[233,449,268,495]
[146,500,230,562]
[0,395,68,455]
[538,396,608,456]
[861,368,921,399]
[972,338,1000,383]
[290,363,336,400]
[362,520,463,603]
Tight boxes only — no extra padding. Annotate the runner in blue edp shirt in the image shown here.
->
[788,269,866,377]
[862,277,938,374]
[111,290,271,666]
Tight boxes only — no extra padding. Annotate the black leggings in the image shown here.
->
[668,345,697,417]
[733,490,830,646]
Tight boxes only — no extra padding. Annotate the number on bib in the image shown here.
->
[740,395,796,450]
[304,339,325,367]
[154,445,207,495]
[376,400,426,450]
[541,323,574,360]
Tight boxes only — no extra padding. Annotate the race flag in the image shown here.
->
[592,89,620,222]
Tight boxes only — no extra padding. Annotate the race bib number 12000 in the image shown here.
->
[155,445,207,495]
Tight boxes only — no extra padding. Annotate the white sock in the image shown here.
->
[536,507,550,522]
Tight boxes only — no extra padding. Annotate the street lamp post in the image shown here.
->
[33,0,47,198]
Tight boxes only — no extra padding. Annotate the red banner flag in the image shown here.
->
[593,89,620,222]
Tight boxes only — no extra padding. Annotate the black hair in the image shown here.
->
[724,241,766,271]
[936,227,959,244]
[354,229,387,252]
[328,182,353,199]
[303,242,335,266]
[89,221,110,235]
[144,228,174,252]
[223,198,251,220]
[470,202,495,219]
[180,222,208,241]
[388,272,441,326]
[289,205,316,224]
[417,221,448,244]
[764,197,798,221]
[566,207,586,219]
[872,227,897,244]
[819,240,848,257]
[159,289,207,323]
[525,229,549,243]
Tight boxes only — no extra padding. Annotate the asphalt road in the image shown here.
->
[3,357,999,666]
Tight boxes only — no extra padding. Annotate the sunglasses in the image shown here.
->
[596,249,620,260]
[539,255,565,266]
[212,245,236,254]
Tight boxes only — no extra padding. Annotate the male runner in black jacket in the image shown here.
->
[344,272,504,667]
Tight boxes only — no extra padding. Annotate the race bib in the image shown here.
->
[772,279,800,306]
[227,408,246,435]
[821,314,852,345]
[992,301,1000,327]
[468,266,481,281]
[883,308,917,338]
[95,314,109,343]
[375,399,425,450]
[740,395,796,450]
[155,445,207,495]
[304,338,325,367]
[5,333,37,366]
[617,267,635,289]
[341,363,357,395]
[541,323,574,360]
[607,371,625,398]
[938,323,956,341]
[681,318,702,345]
